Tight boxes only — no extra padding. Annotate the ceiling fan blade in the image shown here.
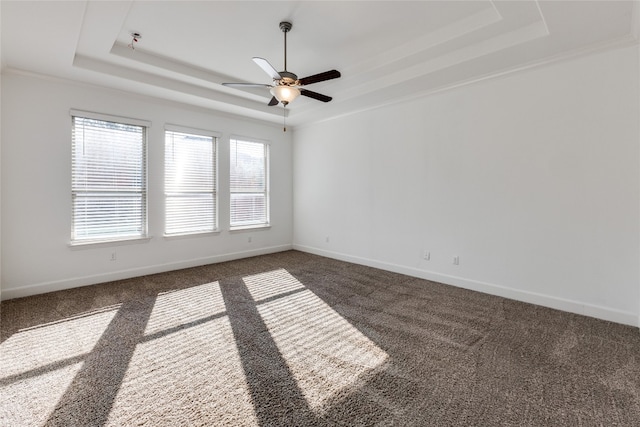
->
[222,82,272,88]
[300,89,332,103]
[298,70,341,86]
[253,57,282,80]
[268,96,279,106]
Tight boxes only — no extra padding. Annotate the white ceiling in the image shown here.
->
[1,1,638,127]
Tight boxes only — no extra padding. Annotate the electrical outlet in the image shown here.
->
[110,252,117,261]
[325,236,330,243]
[247,236,252,243]
[453,256,459,265]
[423,250,430,261]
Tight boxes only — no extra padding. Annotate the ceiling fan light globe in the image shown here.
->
[270,86,300,104]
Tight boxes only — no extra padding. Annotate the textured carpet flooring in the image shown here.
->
[1,250,639,426]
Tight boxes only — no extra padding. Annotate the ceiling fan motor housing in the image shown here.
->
[278,71,298,85]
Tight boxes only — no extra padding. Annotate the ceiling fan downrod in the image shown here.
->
[280,21,292,71]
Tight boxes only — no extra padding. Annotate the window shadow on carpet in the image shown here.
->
[1,251,639,426]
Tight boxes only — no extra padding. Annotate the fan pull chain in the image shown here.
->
[283,105,287,132]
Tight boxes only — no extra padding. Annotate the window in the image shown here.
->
[71,112,147,243]
[230,138,269,228]
[165,128,218,235]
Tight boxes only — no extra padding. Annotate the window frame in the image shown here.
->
[164,125,220,237]
[70,109,150,246]
[229,136,271,230]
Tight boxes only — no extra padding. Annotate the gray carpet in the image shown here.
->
[1,250,639,426]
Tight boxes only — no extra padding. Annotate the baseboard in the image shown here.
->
[293,244,639,328]
[1,244,293,301]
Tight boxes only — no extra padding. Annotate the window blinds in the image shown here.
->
[230,139,269,227]
[71,116,147,242]
[165,130,217,235]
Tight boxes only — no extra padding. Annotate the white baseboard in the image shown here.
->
[293,244,639,328]
[1,244,293,301]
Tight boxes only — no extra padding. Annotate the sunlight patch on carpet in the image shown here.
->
[243,268,305,302]
[144,281,227,336]
[245,269,389,413]
[1,361,84,426]
[106,282,258,426]
[0,305,120,425]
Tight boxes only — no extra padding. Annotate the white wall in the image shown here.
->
[0,4,3,300]
[0,70,2,298]
[293,44,640,326]
[637,6,640,329]
[1,72,293,298]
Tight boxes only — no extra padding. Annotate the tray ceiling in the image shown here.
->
[1,1,638,127]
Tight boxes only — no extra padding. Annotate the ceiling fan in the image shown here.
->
[222,21,341,108]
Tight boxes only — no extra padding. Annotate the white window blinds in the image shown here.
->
[71,115,147,243]
[165,129,217,235]
[230,138,269,228]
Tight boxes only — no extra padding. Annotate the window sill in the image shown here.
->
[163,230,221,240]
[69,236,153,250]
[229,224,271,232]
